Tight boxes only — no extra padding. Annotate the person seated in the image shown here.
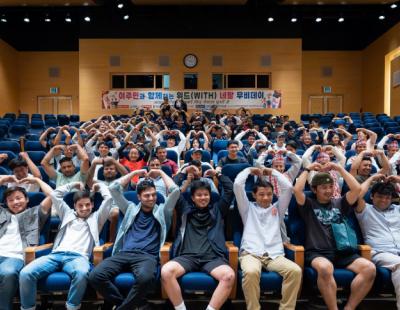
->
[161,170,235,310]
[186,130,209,152]
[41,144,89,188]
[156,129,187,164]
[377,134,400,159]
[323,128,353,153]
[0,176,52,310]
[118,143,149,184]
[355,174,400,309]
[89,168,180,310]
[6,152,42,192]
[268,132,287,152]
[234,128,269,156]
[85,132,120,162]
[256,150,302,197]
[19,182,112,310]
[293,162,376,310]
[216,140,248,172]
[303,145,345,199]
[234,167,302,310]
[155,146,179,175]
[86,157,128,187]
[174,160,218,194]
[350,128,377,152]
[350,150,390,184]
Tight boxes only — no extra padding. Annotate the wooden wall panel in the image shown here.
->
[302,51,363,114]
[79,39,302,121]
[0,40,18,115]
[17,52,79,115]
[391,56,400,116]
[362,22,400,115]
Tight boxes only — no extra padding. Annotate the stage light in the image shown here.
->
[315,17,322,22]
[84,16,91,22]
[338,17,344,22]
[291,17,297,23]
[267,17,274,22]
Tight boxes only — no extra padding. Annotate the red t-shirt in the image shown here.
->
[120,158,146,183]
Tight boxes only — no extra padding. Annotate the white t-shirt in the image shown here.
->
[8,173,40,192]
[53,218,94,259]
[0,215,24,260]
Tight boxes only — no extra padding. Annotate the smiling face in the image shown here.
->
[138,187,157,211]
[5,189,28,214]
[74,197,94,219]
[191,188,211,209]
[313,183,334,203]
[253,186,274,208]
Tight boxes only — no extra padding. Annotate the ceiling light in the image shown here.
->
[338,17,344,22]
[44,14,51,22]
[117,3,124,9]
[123,14,129,20]
[379,14,385,20]
[291,17,297,22]
[65,14,72,22]
[1,15,6,23]
[23,17,30,23]
[267,17,274,22]
[390,3,397,8]
[84,16,91,22]
[315,17,322,22]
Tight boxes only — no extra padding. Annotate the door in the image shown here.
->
[37,96,73,114]
[326,96,343,114]
[308,95,343,114]
[309,96,325,114]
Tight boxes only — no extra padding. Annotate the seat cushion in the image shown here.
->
[374,266,394,293]
[305,267,355,289]
[38,272,72,292]
[179,272,218,293]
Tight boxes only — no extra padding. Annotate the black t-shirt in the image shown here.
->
[217,156,248,167]
[181,208,216,259]
[297,196,352,251]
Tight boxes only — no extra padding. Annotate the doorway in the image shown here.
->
[37,96,73,115]
[308,95,343,114]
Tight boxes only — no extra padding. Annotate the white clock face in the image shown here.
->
[184,54,198,68]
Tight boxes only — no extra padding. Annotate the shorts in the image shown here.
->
[172,255,228,274]
[305,250,361,268]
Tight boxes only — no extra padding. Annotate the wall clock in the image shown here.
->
[183,54,198,68]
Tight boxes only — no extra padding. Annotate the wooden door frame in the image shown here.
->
[308,95,343,114]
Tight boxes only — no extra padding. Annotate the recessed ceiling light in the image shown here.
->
[45,17,51,22]
[291,17,297,22]
[338,17,344,22]
[379,14,385,20]
[65,15,72,22]
[118,3,124,9]
[1,15,7,23]
[315,17,322,22]
[23,17,30,23]
[83,1,90,6]
[84,16,91,22]
[123,14,129,20]
[268,17,274,22]
[390,3,397,8]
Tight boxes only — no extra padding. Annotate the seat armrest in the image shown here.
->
[25,243,53,265]
[284,243,304,270]
[160,242,172,299]
[93,242,114,266]
[225,241,239,299]
[358,244,372,261]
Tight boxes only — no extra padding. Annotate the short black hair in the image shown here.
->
[227,140,239,147]
[73,190,94,204]
[156,146,166,153]
[59,157,74,165]
[137,179,156,195]
[97,141,109,148]
[3,186,28,203]
[371,182,397,198]
[189,159,202,168]
[286,140,298,150]
[190,180,211,196]
[361,156,372,162]
[9,158,28,170]
[252,179,274,194]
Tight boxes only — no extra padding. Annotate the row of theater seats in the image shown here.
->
[24,162,393,307]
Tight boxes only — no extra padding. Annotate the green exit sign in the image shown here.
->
[322,86,332,93]
[50,87,59,94]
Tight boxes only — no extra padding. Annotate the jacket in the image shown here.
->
[51,183,113,250]
[109,181,180,256]
[172,175,234,258]
[0,204,49,249]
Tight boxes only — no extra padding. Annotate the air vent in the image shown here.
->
[159,56,170,67]
[260,55,271,67]
[212,56,223,66]
[109,56,121,67]
[48,67,60,78]
[321,66,333,77]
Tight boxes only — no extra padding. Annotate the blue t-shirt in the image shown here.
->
[122,209,161,257]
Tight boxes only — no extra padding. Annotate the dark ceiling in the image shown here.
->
[0,0,399,51]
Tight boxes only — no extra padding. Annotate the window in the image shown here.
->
[212,73,224,89]
[111,73,169,89]
[257,75,270,88]
[111,75,125,89]
[184,74,198,89]
[227,74,255,88]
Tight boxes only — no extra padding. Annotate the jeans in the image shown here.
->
[19,251,91,310]
[88,251,158,310]
[0,256,24,310]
